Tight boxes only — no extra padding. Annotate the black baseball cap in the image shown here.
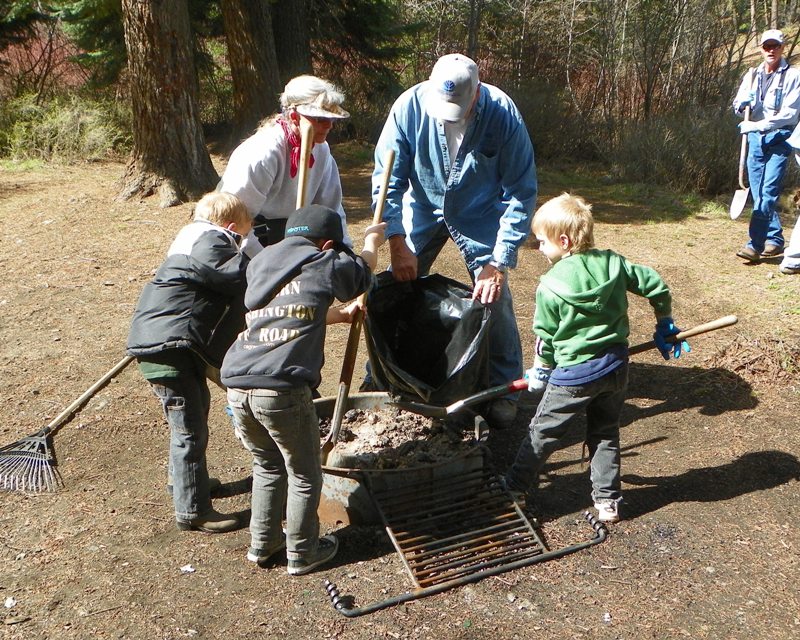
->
[285,204,344,244]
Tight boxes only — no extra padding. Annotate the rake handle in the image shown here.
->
[44,355,135,436]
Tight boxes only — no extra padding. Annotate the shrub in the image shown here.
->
[0,93,131,162]
[609,106,740,195]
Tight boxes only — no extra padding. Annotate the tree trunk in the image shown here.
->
[271,0,312,84]
[119,0,217,207]
[221,0,281,143]
[466,0,483,60]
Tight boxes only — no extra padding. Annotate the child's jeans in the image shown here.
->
[150,371,212,521]
[505,363,628,504]
[227,386,322,558]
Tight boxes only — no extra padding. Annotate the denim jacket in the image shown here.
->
[733,59,800,132]
[373,82,537,272]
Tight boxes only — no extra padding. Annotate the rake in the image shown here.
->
[0,355,134,493]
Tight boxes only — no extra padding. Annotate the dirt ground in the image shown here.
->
[0,146,799,640]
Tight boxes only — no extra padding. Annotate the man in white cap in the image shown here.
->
[219,75,352,257]
[732,29,800,263]
[371,54,537,429]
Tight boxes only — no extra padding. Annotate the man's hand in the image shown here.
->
[389,236,418,281]
[472,263,505,304]
[739,120,762,134]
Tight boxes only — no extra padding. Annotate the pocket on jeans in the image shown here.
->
[164,398,190,435]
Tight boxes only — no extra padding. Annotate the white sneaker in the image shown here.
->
[594,498,621,523]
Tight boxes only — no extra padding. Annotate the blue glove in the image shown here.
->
[654,317,691,360]
[525,358,552,391]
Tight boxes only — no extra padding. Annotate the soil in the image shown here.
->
[1,145,799,640]
[320,408,475,469]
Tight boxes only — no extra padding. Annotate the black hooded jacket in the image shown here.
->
[126,220,249,368]
[221,236,371,390]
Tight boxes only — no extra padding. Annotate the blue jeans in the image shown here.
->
[415,223,523,390]
[505,363,628,503]
[746,130,789,252]
[150,368,212,521]
[227,386,322,558]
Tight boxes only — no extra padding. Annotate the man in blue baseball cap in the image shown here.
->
[370,53,538,429]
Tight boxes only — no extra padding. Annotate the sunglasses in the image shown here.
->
[762,42,783,51]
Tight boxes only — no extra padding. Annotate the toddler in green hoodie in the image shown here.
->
[504,193,689,523]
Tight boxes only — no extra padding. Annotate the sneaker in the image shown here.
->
[167,476,223,498]
[176,509,240,533]
[779,265,799,275]
[736,247,760,262]
[246,540,286,567]
[594,498,621,523]
[761,244,783,257]
[287,535,339,576]
[485,398,518,430]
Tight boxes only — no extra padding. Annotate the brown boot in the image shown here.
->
[176,509,240,533]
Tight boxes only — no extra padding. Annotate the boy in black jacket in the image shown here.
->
[127,192,251,533]
[222,204,385,575]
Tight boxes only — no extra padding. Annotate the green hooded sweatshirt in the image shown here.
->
[535,249,672,368]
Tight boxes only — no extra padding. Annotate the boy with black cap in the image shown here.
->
[221,204,385,575]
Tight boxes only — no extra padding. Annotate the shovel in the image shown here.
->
[392,315,738,419]
[730,70,756,220]
[320,149,396,464]
[729,115,750,220]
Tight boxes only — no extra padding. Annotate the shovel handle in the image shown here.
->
[446,377,529,414]
[321,149,395,463]
[295,117,314,209]
[628,315,738,356]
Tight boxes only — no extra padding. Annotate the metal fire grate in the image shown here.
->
[366,465,545,588]
[323,452,608,617]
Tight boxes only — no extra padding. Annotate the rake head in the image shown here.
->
[0,430,63,493]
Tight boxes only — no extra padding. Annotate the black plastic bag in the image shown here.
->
[364,273,491,405]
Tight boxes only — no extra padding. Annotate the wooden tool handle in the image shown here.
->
[321,149,395,463]
[295,117,314,209]
[45,355,135,435]
[629,315,738,356]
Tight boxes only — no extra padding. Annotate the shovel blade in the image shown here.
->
[387,400,447,418]
[729,188,749,220]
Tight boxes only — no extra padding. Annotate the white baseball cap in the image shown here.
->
[760,29,785,45]
[424,54,480,122]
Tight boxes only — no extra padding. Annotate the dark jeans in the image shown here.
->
[506,363,628,503]
[150,362,212,520]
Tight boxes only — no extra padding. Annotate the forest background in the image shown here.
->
[2,0,800,206]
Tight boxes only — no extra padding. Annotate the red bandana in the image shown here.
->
[280,117,314,178]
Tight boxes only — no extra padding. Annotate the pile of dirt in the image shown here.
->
[320,407,476,469]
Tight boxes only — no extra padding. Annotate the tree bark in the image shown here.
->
[221,0,281,142]
[271,0,312,84]
[119,0,217,207]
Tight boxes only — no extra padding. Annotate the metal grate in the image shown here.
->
[365,465,546,588]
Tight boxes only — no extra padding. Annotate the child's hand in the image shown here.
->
[653,317,691,360]
[326,299,365,325]
[525,356,552,391]
[340,299,365,323]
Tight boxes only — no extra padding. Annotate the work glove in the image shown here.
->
[737,90,757,112]
[525,356,552,391]
[739,120,763,134]
[653,317,691,360]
